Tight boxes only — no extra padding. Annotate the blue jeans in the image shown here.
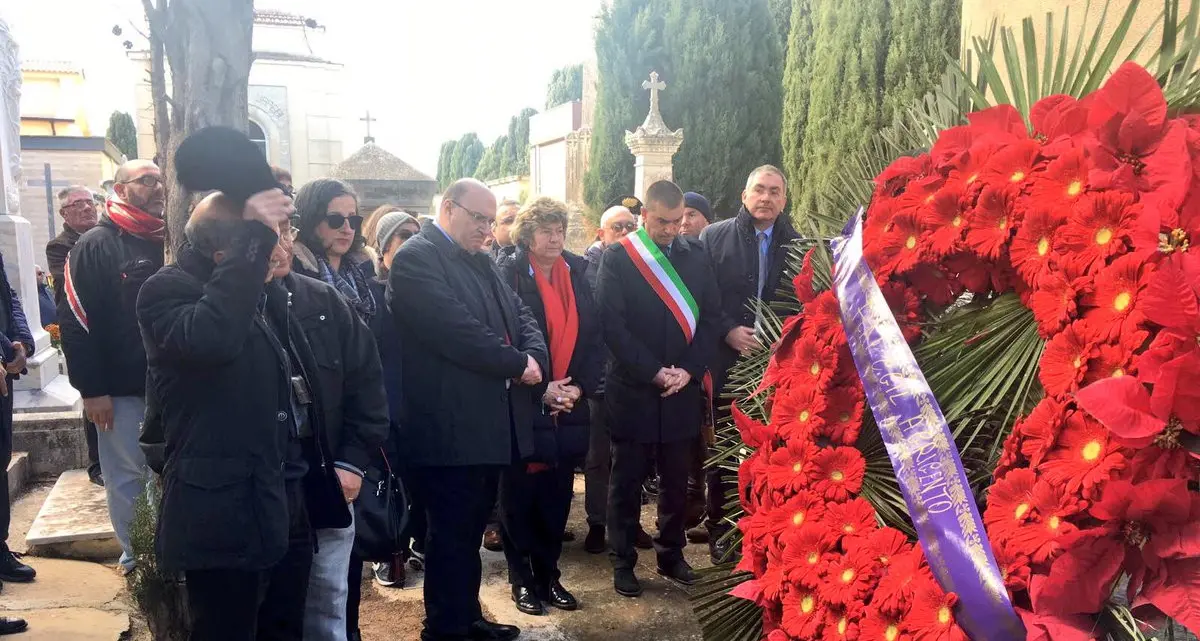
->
[303,513,355,641]
[95,395,148,571]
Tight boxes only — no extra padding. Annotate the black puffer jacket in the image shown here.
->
[498,249,603,463]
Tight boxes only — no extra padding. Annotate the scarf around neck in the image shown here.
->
[106,198,166,243]
[531,256,578,381]
[318,256,377,321]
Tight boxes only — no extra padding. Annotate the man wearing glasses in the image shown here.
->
[57,159,166,574]
[388,178,547,641]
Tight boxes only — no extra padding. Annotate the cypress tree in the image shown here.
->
[768,0,792,60]
[436,140,458,189]
[780,0,816,202]
[450,133,485,183]
[545,64,584,110]
[882,0,961,122]
[107,111,138,160]
[475,135,508,181]
[503,108,538,175]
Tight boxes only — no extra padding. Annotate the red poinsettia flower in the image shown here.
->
[765,490,828,538]
[824,605,864,640]
[822,548,880,606]
[873,549,933,616]
[1055,192,1140,277]
[1080,253,1153,337]
[967,103,1030,142]
[983,468,1038,548]
[1125,431,1200,482]
[906,576,968,641]
[781,523,839,588]
[763,439,818,500]
[966,184,1019,259]
[1027,272,1080,338]
[1014,607,1101,641]
[1038,320,1099,397]
[770,381,827,443]
[1030,94,1090,157]
[780,587,827,639]
[1139,556,1200,634]
[930,124,978,171]
[1086,63,1192,211]
[1037,478,1199,617]
[794,248,818,304]
[981,138,1043,190]
[1038,410,1127,497]
[739,448,768,514]
[919,181,969,257]
[1016,397,1068,468]
[819,385,866,446]
[826,498,879,538]
[806,290,847,347]
[875,154,933,200]
[1029,147,1092,208]
[811,446,867,501]
[1007,478,1085,565]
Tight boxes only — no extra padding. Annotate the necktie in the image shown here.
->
[757,231,769,299]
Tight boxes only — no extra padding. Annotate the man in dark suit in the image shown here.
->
[698,165,800,563]
[597,180,721,597]
[388,178,548,641]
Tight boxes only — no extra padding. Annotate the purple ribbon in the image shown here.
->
[831,209,1024,641]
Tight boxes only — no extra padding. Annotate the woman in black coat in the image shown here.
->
[496,197,603,616]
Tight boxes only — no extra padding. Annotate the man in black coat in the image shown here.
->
[597,180,721,597]
[138,191,383,640]
[698,165,800,561]
[388,178,548,641]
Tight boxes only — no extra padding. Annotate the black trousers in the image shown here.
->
[85,417,101,479]
[0,377,12,545]
[185,481,312,641]
[409,465,502,637]
[498,461,575,589]
[608,438,694,570]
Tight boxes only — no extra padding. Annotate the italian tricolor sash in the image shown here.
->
[620,227,699,343]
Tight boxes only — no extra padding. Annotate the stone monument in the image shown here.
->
[624,71,683,198]
[0,19,76,412]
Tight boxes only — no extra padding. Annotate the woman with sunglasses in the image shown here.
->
[292,179,377,322]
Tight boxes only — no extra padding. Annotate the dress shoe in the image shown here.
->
[614,568,643,597]
[482,527,504,552]
[468,619,520,641]
[0,549,34,583]
[584,525,606,554]
[686,526,710,544]
[634,527,653,550]
[656,558,698,586]
[545,581,578,611]
[87,464,104,487]
[710,537,740,566]
[0,617,27,636]
[511,585,545,616]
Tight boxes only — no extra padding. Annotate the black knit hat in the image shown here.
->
[683,192,713,222]
[607,195,643,217]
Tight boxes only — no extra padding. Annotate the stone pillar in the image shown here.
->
[0,19,76,411]
[624,71,683,199]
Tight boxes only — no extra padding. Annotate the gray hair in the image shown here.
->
[745,164,788,192]
[57,185,92,205]
[185,215,243,257]
[512,197,570,249]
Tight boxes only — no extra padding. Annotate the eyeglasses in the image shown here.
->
[62,200,95,211]
[120,175,163,189]
[324,214,363,231]
[450,201,496,229]
[609,222,638,232]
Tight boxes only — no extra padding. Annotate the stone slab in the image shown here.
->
[12,410,86,477]
[6,450,27,501]
[26,469,116,554]
[0,557,124,610]
[0,607,129,641]
[14,374,81,414]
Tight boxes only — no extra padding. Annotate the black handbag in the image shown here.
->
[352,448,410,562]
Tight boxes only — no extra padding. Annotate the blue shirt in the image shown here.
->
[756,225,774,298]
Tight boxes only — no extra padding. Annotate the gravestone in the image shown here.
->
[624,71,683,199]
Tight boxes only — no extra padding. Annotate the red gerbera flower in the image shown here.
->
[824,606,864,640]
[822,548,880,606]
[765,490,828,537]
[871,210,927,275]
[965,184,1019,259]
[790,336,839,387]
[881,281,923,343]
[905,263,960,306]
[811,447,867,502]
[949,139,1004,187]
[1039,410,1127,497]
[845,527,913,569]
[983,468,1038,548]
[1027,272,1080,338]
[993,540,1032,593]
[875,154,933,199]
[763,439,819,500]
[806,290,846,347]
[826,498,879,538]
[859,607,913,641]
[1080,253,1152,338]
[819,385,866,446]
[919,181,968,257]
[770,381,827,443]
[1028,147,1091,206]
[908,583,968,641]
[1007,479,1085,565]
[1010,205,1066,287]
[782,523,838,588]
[1081,340,1137,386]
[980,138,1043,190]
[1055,192,1140,277]
[1016,398,1068,468]
[1038,320,1098,397]
[781,587,827,640]
[874,549,933,616]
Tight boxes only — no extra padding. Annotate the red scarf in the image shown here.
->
[531,257,578,381]
[107,199,166,243]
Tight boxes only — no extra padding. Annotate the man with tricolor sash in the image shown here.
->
[596,180,722,597]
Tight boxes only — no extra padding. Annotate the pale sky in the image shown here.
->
[4,0,604,175]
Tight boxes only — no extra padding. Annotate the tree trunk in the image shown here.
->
[146,0,254,258]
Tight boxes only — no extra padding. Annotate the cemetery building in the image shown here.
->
[331,140,438,214]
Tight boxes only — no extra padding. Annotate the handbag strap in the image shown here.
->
[377,446,394,475]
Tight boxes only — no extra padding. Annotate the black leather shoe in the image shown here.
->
[546,581,578,611]
[584,525,606,554]
[0,549,34,583]
[709,537,740,566]
[468,620,520,641]
[0,617,27,635]
[656,558,698,586]
[614,568,643,597]
[511,585,544,616]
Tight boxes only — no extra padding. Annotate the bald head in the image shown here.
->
[115,159,160,183]
[439,178,497,253]
[186,193,243,258]
[114,158,165,216]
[598,205,636,246]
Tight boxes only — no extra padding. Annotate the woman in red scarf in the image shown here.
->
[496,197,604,617]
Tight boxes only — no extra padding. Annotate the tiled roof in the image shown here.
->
[254,10,309,27]
[332,143,435,182]
[21,60,82,74]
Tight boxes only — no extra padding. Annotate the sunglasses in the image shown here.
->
[609,222,638,232]
[324,214,363,231]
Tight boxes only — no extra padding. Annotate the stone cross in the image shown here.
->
[360,110,376,144]
[641,71,665,119]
